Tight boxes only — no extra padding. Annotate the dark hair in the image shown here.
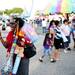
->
[63,19,68,23]
[48,20,55,28]
[14,17,25,29]
[43,18,45,21]
[72,19,75,22]
[55,20,59,26]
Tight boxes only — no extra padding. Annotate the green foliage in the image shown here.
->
[0,7,24,15]
[11,8,23,14]
[0,11,3,15]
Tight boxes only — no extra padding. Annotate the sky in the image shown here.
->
[0,0,50,11]
[0,0,51,17]
[0,0,75,11]
[0,0,50,17]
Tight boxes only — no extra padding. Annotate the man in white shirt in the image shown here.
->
[42,18,47,33]
[60,19,71,51]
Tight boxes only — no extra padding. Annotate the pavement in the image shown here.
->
[0,28,75,75]
[29,35,75,75]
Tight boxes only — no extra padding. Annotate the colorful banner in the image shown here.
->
[44,0,75,14]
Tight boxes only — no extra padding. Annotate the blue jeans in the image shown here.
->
[42,27,46,33]
[43,47,52,56]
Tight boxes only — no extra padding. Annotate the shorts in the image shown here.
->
[54,38,64,49]
[73,38,75,42]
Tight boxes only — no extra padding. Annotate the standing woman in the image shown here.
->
[0,17,30,75]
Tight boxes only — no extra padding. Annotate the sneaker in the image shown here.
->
[67,48,71,51]
[50,58,56,63]
[64,49,68,53]
[39,58,43,62]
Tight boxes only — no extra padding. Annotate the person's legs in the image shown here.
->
[50,38,60,62]
[66,36,71,50]
[39,48,46,62]
[16,58,29,75]
[74,39,75,48]
[39,48,49,62]
[47,47,53,59]
[51,49,60,61]
[64,42,69,53]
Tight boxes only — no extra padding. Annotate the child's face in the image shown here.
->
[64,22,68,25]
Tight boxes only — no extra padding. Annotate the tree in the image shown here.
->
[11,8,23,14]
[0,11,3,15]
[3,7,24,15]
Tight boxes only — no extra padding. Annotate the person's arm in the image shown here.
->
[51,33,55,46]
[50,28,55,42]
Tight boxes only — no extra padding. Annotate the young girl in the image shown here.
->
[39,31,54,62]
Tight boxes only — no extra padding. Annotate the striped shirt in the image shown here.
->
[54,27,62,39]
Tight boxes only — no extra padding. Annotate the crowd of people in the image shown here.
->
[0,13,75,75]
[39,17,75,63]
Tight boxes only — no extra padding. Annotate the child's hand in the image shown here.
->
[51,41,54,46]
